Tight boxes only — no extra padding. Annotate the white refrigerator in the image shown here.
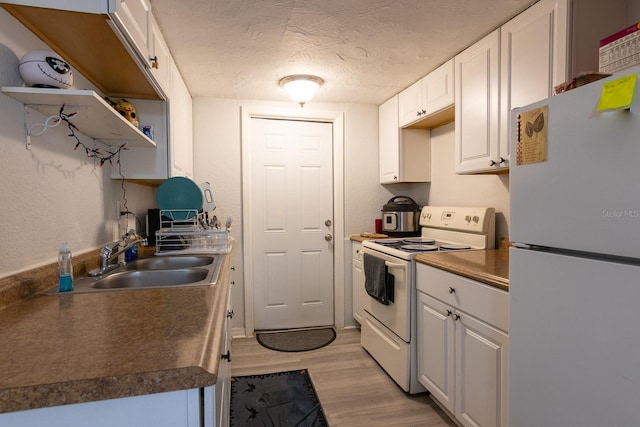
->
[510,66,640,427]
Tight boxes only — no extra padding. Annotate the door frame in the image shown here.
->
[241,106,345,337]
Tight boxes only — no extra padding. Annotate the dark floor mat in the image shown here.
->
[256,328,336,352]
[230,369,328,427]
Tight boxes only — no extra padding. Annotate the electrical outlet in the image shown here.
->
[116,201,128,238]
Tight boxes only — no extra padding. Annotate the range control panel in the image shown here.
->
[419,206,495,233]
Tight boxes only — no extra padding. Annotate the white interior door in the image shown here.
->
[250,118,334,330]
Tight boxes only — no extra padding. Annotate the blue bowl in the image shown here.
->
[156,177,203,220]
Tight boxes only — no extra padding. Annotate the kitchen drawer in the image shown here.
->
[416,263,509,332]
[352,241,363,259]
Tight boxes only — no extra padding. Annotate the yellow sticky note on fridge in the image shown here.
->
[597,73,636,111]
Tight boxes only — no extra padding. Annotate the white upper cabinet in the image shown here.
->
[424,59,454,117]
[110,0,151,67]
[149,14,171,93]
[379,95,430,184]
[1,0,194,181]
[113,63,193,181]
[1,1,160,99]
[499,0,569,168]
[454,29,501,174]
[379,96,401,183]
[398,79,424,127]
[169,60,194,178]
[398,59,454,128]
[454,0,628,175]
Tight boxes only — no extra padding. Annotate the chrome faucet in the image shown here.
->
[89,236,148,276]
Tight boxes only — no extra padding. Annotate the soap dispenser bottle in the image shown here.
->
[58,241,74,292]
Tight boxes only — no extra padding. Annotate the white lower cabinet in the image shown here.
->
[208,286,233,427]
[351,241,365,324]
[0,389,202,427]
[416,263,509,427]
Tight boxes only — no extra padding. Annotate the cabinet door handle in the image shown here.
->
[453,314,461,321]
[221,350,232,362]
[490,159,497,166]
[227,310,234,319]
[446,309,452,317]
[149,55,159,69]
[448,287,455,294]
[498,157,506,165]
[416,111,422,117]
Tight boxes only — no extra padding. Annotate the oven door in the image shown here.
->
[361,248,412,342]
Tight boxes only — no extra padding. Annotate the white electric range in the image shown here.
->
[360,206,495,393]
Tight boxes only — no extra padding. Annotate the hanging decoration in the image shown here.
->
[26,104,128,166]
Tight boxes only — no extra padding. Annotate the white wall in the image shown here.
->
[192,97,428,331]
[0,9,155,278]
[429,122,510,244]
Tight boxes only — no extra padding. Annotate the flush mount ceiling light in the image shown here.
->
[279,74,324,107]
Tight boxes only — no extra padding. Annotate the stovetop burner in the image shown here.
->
[369,238,470,253]
[373,237,437,246]
[439,243,472,251]
[400,244,438,251]
[363,206,495,260]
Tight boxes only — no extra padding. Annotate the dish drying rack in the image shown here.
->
[155,209,231,255]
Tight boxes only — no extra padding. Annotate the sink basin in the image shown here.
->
[90,268,210,290]
[124,255,215,270]
[46,254,223,294]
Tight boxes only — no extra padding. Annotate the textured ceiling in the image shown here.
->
[149,0,537,105]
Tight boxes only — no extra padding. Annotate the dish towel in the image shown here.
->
[363,253,394,305]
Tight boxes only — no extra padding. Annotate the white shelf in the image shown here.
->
[1,87,156,148]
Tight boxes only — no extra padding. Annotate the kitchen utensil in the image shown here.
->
[156,177,203,220]
[381,196,421,237]
[199,181,216,212]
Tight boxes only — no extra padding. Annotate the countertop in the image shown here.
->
[350,233,388,243]
[351,234,509,290]
[415,248,509,291]
[0,251,231,414]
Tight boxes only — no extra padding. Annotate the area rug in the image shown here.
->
[256,328,336,352]
[230,369,328,427]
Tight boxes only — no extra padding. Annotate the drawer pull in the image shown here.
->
[448,287,455,294]
[221,351,232,362]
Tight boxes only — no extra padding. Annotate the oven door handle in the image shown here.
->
[385,261,407,281]
[384,261,405,269]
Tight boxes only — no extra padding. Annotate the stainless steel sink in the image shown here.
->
[46,255,223,294]
[124,256,215,270]
[91,268,210,289]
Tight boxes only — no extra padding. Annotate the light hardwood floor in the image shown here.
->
[231,328,457,426]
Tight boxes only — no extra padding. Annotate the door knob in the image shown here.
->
[325,234,333,241]
[325,219,332,227]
